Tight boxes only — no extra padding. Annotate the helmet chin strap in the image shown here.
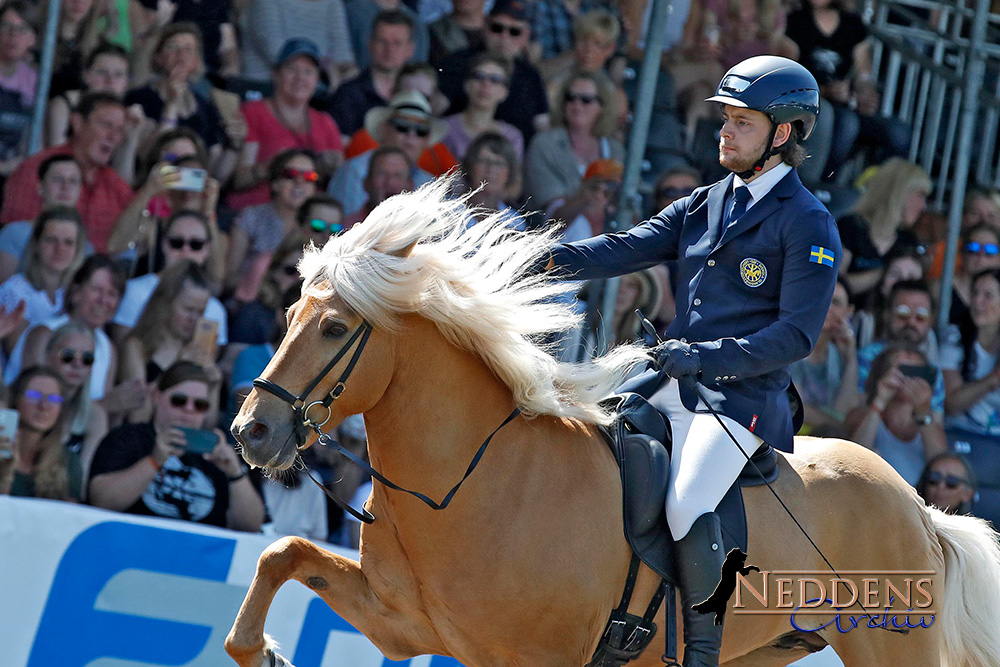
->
[734,122,779,181]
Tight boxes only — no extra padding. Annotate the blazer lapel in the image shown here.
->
[714,169,801,250]
[706,175,732,248]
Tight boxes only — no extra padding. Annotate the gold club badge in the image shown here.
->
[740,258,767,287]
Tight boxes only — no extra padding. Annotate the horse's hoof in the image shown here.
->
[267,649,295,667]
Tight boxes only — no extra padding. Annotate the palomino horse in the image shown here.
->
[229,180,1000,667]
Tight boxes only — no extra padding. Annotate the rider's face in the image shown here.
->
[718,106,777,174]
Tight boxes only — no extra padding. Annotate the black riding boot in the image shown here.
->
[675,511,725,667]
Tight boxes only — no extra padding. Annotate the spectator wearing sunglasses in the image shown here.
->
[846,342,947,486]
[940,224,1000,334]
[652,165,702,214]
[297,195,344,247]
[941,269,1000,437]
[227,39,345,212]
[226,149,318,302]
[328,91,439,217]
[110,211,227,351]
[438,0,550,144]
[118,261,217,424]
[857,280,947,416]
[42,322,107,491]
[441,54,524,163]
[342,66,457,176]
[836,158,931,304]
[89,361,264,531]
[0,367,73,501]
[916,453,976,515]
[525,70,623,210]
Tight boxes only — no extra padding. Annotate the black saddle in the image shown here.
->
[601,392,779,586]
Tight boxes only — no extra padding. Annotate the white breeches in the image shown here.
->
[662,380,763,541]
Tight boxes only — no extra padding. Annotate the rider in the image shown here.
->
[540,56,841,666]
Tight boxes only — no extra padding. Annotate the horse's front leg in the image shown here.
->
[225,536,438,667]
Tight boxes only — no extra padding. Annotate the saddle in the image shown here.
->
[587,392,779,667]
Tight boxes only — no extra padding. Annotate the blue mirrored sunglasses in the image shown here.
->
[965,242,1000,256]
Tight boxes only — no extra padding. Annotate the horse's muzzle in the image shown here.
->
[231,412,298,470]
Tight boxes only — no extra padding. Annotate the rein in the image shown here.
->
[252,320,521,524]
[304,408,520,523]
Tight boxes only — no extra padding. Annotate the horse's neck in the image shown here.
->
[364,316,516,494]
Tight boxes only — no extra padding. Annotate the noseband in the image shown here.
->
[253,321,373,447]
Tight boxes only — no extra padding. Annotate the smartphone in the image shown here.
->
[189,317,219,366]
[0,408,17,459]
[899,364,937,385]
[166,166,207,192]
[179,427,218,455]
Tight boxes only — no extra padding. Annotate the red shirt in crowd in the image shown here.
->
[225,100,344,211]
[0,144,134,253]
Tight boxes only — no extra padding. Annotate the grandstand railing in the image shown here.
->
[864,0,994,336]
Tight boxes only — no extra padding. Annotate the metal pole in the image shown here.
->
[593,0,672,354]
[28,0,62,155]
[937,0,990,338]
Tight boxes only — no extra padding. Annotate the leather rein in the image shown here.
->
[252,320,520,524]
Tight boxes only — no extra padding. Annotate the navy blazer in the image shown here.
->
[550,169,841,451]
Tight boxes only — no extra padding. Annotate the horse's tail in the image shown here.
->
[932,508,1000,667]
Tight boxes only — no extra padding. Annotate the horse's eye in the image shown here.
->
[325,323,348,339]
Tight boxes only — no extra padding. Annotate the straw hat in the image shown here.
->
[364,90,448,145]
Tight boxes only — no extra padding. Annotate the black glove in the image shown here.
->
[654,339,702,379]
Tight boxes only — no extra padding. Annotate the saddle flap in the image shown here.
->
[618,431,675,583]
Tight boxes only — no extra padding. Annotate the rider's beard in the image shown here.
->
[719,134,770,174]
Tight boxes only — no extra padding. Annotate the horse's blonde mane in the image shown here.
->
[299,177,649,425]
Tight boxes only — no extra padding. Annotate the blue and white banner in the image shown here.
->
[0,497,463,667]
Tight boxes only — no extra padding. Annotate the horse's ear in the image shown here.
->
[387,241,418,258]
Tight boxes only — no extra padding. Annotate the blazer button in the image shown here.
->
[693,298,702,306]
[715,376,722,381]
[707,259,716,267]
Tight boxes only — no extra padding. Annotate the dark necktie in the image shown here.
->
[726,186,752,229]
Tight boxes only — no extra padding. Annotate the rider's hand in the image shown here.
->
[655,339,702,379]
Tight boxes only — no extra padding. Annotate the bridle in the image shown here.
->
[250,319,519,524]
[253,320,373,448]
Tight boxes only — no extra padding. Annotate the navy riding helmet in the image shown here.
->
[706,55,820,141]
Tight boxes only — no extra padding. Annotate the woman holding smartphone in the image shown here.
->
[846,342,948,484]
[108,131,223,286]
[88,361,264,531]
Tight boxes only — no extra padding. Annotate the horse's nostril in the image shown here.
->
[248,421,269,442]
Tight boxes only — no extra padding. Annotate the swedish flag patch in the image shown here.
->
[810,246,835,267]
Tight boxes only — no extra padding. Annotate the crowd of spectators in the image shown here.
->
[0,0,995,544]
